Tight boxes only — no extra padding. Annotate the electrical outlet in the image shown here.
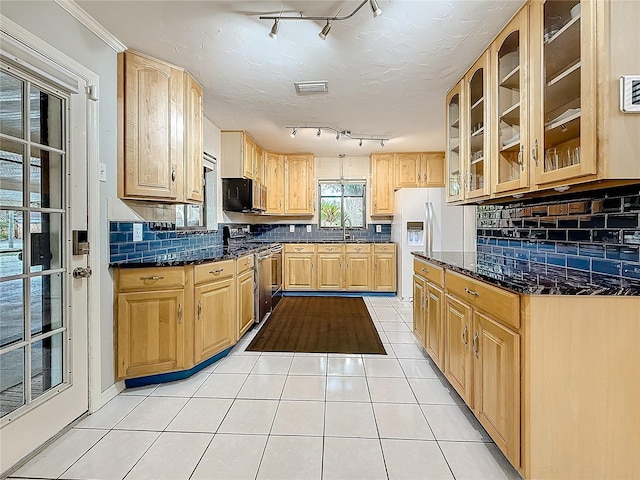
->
[133,223,143,242]
[306,225,312,233]
[376,224,382,233]
[99,163,107,182]
[289,225,295,233]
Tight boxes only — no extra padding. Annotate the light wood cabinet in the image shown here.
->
[183,72,204,203]
[117,51,182,201]
[284,154,315,215]
[345,253,372,291]
[317,245,344,291]
[444,294,473,405]
[412,275,427,345]
[117,50,203,204]
[464,51,492,200]
[420,152,446,187]
[264,152,285,214]
[221,131,265,183]
[395,153,422,188]
[115,267,190,379]
[254,144,264,185]
[370,153,395,216]
[373,244,396,292]
[194,275,235,364]
[424,283,445,370]
[446,81,465,202]
[236,269,254,340]
[284,244,316,290]
[491,7,530,196]
[473,311,520,466]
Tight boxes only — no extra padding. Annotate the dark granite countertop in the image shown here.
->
[412,251,640,296]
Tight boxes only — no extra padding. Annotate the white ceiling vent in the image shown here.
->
[294,81,329,96]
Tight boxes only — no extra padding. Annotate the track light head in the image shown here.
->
[336,131,340,140]
[319,21,331,40]
[269,19,279,39]
[359,139,363,147]
[369,0,382,18]
[290,127,297,138]
[380,139,385,147]
[317,128,322,137]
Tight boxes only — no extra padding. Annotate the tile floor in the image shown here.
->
[11,296,520,480]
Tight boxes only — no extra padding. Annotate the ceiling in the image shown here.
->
[77,0,525,157]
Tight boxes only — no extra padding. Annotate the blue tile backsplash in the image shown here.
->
[109,222,391,265]
[477,185,640,288]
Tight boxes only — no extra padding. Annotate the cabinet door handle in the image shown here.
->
[462,325,468,347]
[422,268,429,273]
[464,287,479,296]
[209,268,224,274]
[197,301,202,320]
[327,247,333,251]
[245,260,251,266]
[178,304,182,324]
[140,275,164,280]
[532,139,539,167]
[295,247,303,251]
[518,145,524,171]
[311,262,314,269]
[473,331,479,357]
[356,247,362,251]
[171,168,176,182]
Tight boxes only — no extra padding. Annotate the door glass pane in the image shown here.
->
[0,278,25,347]
[30,212,62,272]
[469,69,485,192]
[29,86,63,150]
[0,138,25,207]
[0,347,25,418]
[0,210,24,277]
[320,197,341,227]
[448,93,461,197]
[31,332,63,401]
[30,273,63,336]
[0,71,24,139]
[30,146,63,209]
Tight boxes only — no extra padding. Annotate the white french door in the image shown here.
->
[0,52,90,473]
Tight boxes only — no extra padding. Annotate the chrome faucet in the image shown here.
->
[343,218,352,241]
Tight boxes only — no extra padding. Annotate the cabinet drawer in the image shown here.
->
[284,243,316,253]
[117,267,186,291]
[317,244,344,253]
[446,271,519,329]
[413,259,444,287]
[236,254,254,274]
[194,259,235,284]
[345,244,371,253]
[374,243,396,253]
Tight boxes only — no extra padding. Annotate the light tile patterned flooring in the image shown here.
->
[11,296,520,480]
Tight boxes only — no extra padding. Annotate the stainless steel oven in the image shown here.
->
[270,244,283,309]
[255,244,282,323]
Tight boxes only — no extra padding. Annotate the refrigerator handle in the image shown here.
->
[425,202,434,255]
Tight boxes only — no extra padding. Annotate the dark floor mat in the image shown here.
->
[245,296,386,355]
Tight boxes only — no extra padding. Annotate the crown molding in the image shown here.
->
[54,0,126,52]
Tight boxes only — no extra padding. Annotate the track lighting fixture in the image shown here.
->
[260,0,383,40]
[286,125,389,146]
[370,0,382,18]
[269,19,279,39]
[319,21,332,41]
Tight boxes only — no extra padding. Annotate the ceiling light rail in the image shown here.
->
[261,0,382,40]
[286,125,389,147]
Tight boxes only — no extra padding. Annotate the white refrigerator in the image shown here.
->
[391,188,476,300]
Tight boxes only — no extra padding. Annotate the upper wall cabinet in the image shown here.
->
[371,153,395,216]
[284,154,315,215]
[117,50,203,204]
[446,81,464,202]
[446,0,640,204]
[491,7,530,195]
[264,152,284,214]
[220,131,265,185]
[464,52,492,201]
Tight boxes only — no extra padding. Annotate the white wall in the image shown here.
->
[2,0,119,394]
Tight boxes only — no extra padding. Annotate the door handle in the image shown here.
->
[178,304,183,324]
[473,331,479,357]
[464,287,479,296]
[462,325,468,348]
[209,268,224,274]
[72,266,92,279]
[197,301,202,320]
[140,275,164,280]
[532,139,539,167]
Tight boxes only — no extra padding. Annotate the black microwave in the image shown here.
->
[222,178,267,213]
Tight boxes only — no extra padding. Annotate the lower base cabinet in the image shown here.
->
[444,294,473,405]
[424,283,444,371]
[412,275,426,344]
[194,276,236,364]
[237,269,254,338]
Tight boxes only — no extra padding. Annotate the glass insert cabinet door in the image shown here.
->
[491,6,530,195]
[464,52,491,200]
[0,69,68,420]
[530,0,596,185]
[446,80,464,202]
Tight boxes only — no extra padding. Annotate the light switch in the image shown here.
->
[376,224,382,233]
[306,225,312,233]
[133,223,143,242]
[289,225,295,233]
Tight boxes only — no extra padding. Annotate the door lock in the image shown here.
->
[72,230,90,255]
[72,266,92,279]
